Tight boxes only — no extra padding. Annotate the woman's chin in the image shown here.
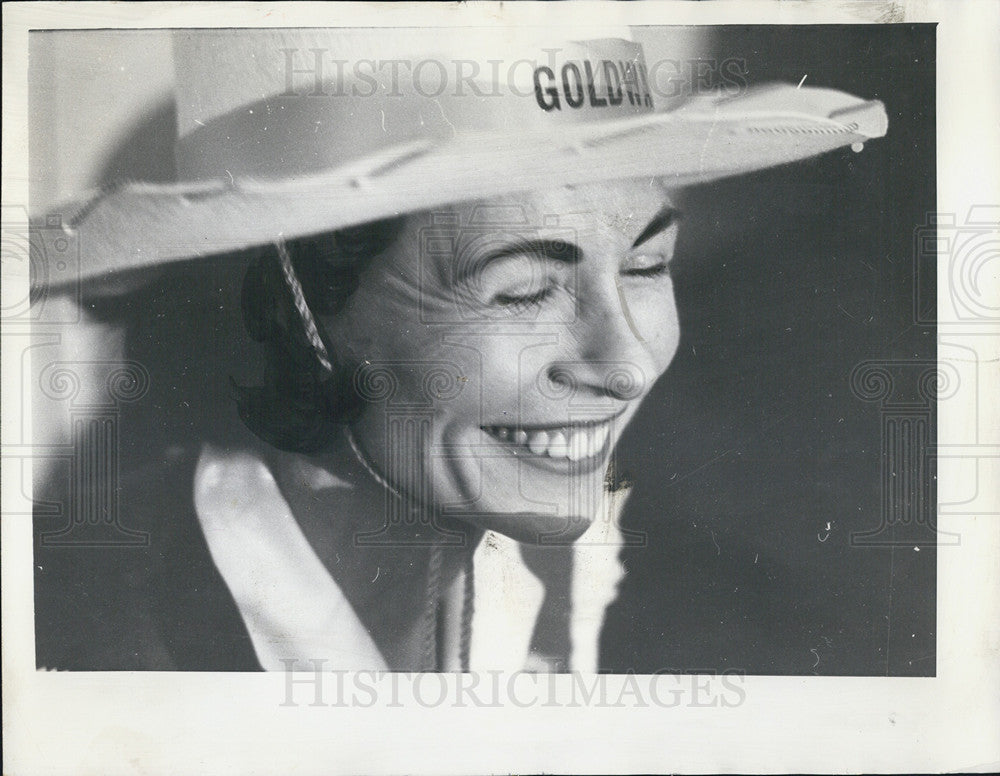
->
[472,509,593,545]
[437,435,610,544]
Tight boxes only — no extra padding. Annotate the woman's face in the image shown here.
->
[324,179,681,543]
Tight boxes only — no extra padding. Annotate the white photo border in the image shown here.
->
[3,1,998,774]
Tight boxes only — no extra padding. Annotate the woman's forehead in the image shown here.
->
[421,178,674,234]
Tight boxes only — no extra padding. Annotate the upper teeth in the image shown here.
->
[486,423,611,461]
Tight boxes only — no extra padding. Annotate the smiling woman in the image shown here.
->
[30,26,888,673]
[206,181,683,669]
[320,183,682,542]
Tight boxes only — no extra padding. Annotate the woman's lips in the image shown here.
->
[482,421,612,462]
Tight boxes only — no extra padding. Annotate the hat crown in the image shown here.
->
[172,28,654,182]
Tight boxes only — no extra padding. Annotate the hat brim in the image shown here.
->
[36,83,887,287]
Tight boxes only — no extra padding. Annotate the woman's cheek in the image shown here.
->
[636,287,681,375]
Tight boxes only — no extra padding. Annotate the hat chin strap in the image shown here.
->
[276,237,481,671]
[275,238,335,376]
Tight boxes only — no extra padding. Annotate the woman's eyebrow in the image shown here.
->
[631,205,682,249]
[454,238,579,284]
[451,207,680,285]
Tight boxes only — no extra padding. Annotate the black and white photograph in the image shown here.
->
[3,1,999,774]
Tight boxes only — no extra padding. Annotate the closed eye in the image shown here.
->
[622,262,671,279]
[493,287,554,309]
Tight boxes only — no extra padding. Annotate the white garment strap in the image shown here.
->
[193,444,628,672]
[193,444,386,670]
[469,492,629,673]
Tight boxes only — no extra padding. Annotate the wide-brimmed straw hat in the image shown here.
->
[33,27,887,286]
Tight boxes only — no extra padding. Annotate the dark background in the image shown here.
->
[604,25,937,675]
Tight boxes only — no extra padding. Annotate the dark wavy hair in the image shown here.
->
[234,217,406,453]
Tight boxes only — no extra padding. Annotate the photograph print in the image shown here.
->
[28,23,937,675]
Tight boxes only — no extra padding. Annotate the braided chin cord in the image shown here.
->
[344,426,473,671]
[275,238,334,375]
[458,548,475,671]
[277,236,476,670]
[345,427,403,502]
[422,542,444,671]
[422,544,474,672]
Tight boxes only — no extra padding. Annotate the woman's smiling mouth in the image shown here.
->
[481,415,620,464]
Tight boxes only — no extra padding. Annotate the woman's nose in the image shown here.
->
[543,359,647,403]
[541,290,653,403]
